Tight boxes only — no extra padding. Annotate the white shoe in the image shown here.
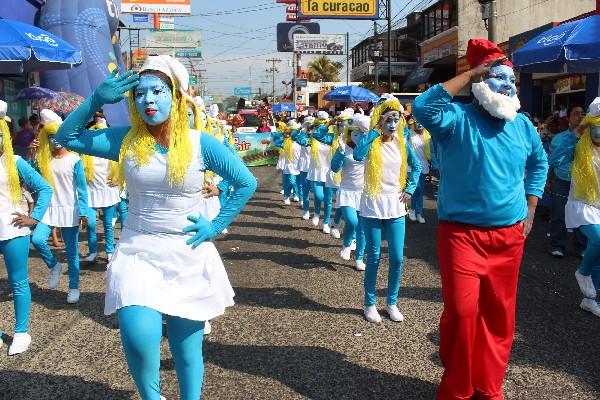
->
[322,224,331,234]
[160,396,166,400]
[311,215,319,226]
[340,246,352,261]
[580,298,600,317]
[417,214,426,224]
[299,201,304,207]
[575,270,597,298]
[355,260,366,271]
[204,320,212,335]
[284,197,291,205]
[302,211,310,220]
[67,289,80,304]
[292,196,300,202]
[386,305,404,322]
[107,253,113,262]
[408,209,416,222]
[350,239,357,251]
[48,262,63,289]
[364,306,382,323]
[279,189,284,195]
[83,252,97,262]
[330,227,341,239]
[8,332,31,356]
[221,228,228,235]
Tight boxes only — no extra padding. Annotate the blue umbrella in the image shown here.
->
[272,103,296,112]
[15,86,61,101]
[324,85,380,103]
[0,19,82,74]
[513,15,600,73]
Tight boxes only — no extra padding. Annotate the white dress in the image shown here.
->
[282,141,301,176]
[87,157,121,209]
[105,130,235,321]
[336,147,364,210]
[307,140,330,183]
[360,138,408,219]
[297,145,311,173]
[0,155,29,240]
[565,147,600,229]
[409,130,430,175]
[41,153,84,227]
[198,173,222,222]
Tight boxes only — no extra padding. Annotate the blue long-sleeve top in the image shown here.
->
[16,157,52,221]
[353,129,422,195]
[429,136,440,170]
[295,131,311,147]
[73,159,90,216]
[312,124,334,145]
[547,129,579,181]
[55,93,257,234]
[412,83,548,227]
[330,148,346,173]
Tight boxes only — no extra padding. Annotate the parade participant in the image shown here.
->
[407,121,431,224]
[0,100,52,355]
[306,111,333,227]
[331,114,370,271]
[275,120,302,205]
[563,98,600,316]
[296,117,314,220]
[273,120,289,198]
[55,56,256,400]
[413,39,548,399]
[31,109,89,304]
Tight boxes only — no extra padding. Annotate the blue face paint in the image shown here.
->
[350,130,363,145]
[187,106,195,129]
[484,64,517,97]
[591,126,600,144]
[48,136,63,150]
[380,111,400,136]
[134,74,173,126]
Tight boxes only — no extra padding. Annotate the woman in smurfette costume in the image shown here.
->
[31,109,89,305]
[0,100,52,355]
[407,121,432,224]
[273,120,302,205]
[353,94,421,323]
[55,56,256,400]
[296,116,315,220]
[330,114,370,271]
[306,111,333,227]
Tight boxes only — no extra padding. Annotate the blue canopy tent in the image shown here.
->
[324,85,380,103]
[272,103,296,112]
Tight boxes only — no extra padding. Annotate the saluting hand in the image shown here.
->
[468,57,508,82]
[93,67,139,105]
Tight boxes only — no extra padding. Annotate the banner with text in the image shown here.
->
[234,132,278,167]
[121,0,191,14]
[298,0,379,20]
[293,34,345,55]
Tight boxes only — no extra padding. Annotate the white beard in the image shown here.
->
[471,82,521,121]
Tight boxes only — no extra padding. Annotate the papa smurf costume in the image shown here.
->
[353,94,421,324]
[55,56,257,400]
[0,100,52,356]
[412,39,548,399]
[31,109,89,305]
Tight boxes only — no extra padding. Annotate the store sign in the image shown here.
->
[298,0,379,20]
[296,78,308,88]
[277,23,320,52]
[293,34,345,55]
[132,14,149,23]
[147,29,201,48]
[422,43,455,64]
[234,87,253,99]
[176,50,202,58]
[121,0,191,15]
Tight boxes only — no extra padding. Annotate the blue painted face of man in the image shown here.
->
[591,126,600,144]
[48,135,63,150]
[484,64,517,97]
[134,74,173,126]
[380,111,400,136]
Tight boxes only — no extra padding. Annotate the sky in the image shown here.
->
[118,0,436,99]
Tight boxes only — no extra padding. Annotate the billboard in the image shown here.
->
[234,87,252,100]
[298,0,379,20]
[121,0,191,14]
[293,34,345,55]
[234,132,279,167]
[277,22,320,52]
[147,29,201,49]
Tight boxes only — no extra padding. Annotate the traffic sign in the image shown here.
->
[204,95,214,101]
[234,87,252,96]
[189,76,198,85]
[176,50,202,58]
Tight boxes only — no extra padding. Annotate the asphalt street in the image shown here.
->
[0,166,599,400]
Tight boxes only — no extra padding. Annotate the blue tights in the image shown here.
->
[283,173,298,198]
[333,208,343,226]
[31,223,80,289]
[298,172,310,212]
[323,187,337,224]
[410,174,427,216]
[578,224,600,288]
[118,306,205,400]
[311,181,325,216]
[118,199,129,226]
[363,217,406,306]
[87,205,116,254]
[1,235,31,333]
[341,207,365,260]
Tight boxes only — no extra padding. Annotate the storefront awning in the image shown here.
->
[402,67,434,89]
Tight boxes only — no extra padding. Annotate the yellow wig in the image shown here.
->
[117,75,192,187]
[282,128,295,161]
[0,119,21,203]
[309,119,330,167]
[572,114,600,204]
[364,99,407,197]
[36,122,61,188]
[328,125,342,185]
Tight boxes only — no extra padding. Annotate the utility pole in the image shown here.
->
[266,58,282,104]
[488,0,497,43]
[387,0,392,91]
[373,22,379,91]
[346,32,350,86]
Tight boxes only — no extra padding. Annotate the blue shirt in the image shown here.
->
[548,129,579,181]
[412,84,548,227]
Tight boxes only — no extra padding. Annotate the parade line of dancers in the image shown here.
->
[0,39,599,400]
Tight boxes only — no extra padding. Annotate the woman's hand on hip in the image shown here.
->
[183,215,217,248]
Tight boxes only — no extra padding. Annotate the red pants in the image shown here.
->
[436,221,525,400]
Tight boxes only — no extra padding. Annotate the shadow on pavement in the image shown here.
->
[0,370,133,399]
[375,286,442,303]
[223,233,338,250]
[222,250,344,271]
[231,221,316,233]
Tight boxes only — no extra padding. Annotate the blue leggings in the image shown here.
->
[118,199,129,226]
[333,207,343,226]
[311,181,325,216]
[1,235,31,333]
[31,223,80,289]
[341,207,365,260]
[363,216,406,306]
[578,224,600,288]
[298,172,310,212]
[410,174,427,215]
[87,205,116,254]
[323,187,337,224]
[283,174,298,198]
[118,306,205,400]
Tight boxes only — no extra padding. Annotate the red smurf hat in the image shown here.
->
[466,39,513,69]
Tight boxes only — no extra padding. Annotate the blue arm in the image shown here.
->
[404,142,422,195]
[330,148,347,173]
[16,158,52,221]
[216,178,230,193]
[412,84,459,144]
[295,131,311,147]
[73,160,90,216]
[291,130,299,140]
[352,129,380,161]
[524,121,549,198]
[429,138,439,170]
[547,134,577,169]
[55,94,129,161]
[312,125,334,145]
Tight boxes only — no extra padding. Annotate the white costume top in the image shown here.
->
[105,130,234,321]
[409,130,430,175]
[297,145,311,173]
[360,138,408,219]
[282,141,301,176]
[565,146,600,228]
[276,152,286,170]
[0,155,29,240]
[41,153,84,227]
[307,140,330,182]
[336,147,365,210]
[87,156,121,208]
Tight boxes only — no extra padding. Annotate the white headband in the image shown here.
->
[40,109,62,124]
[140,55,189,92]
